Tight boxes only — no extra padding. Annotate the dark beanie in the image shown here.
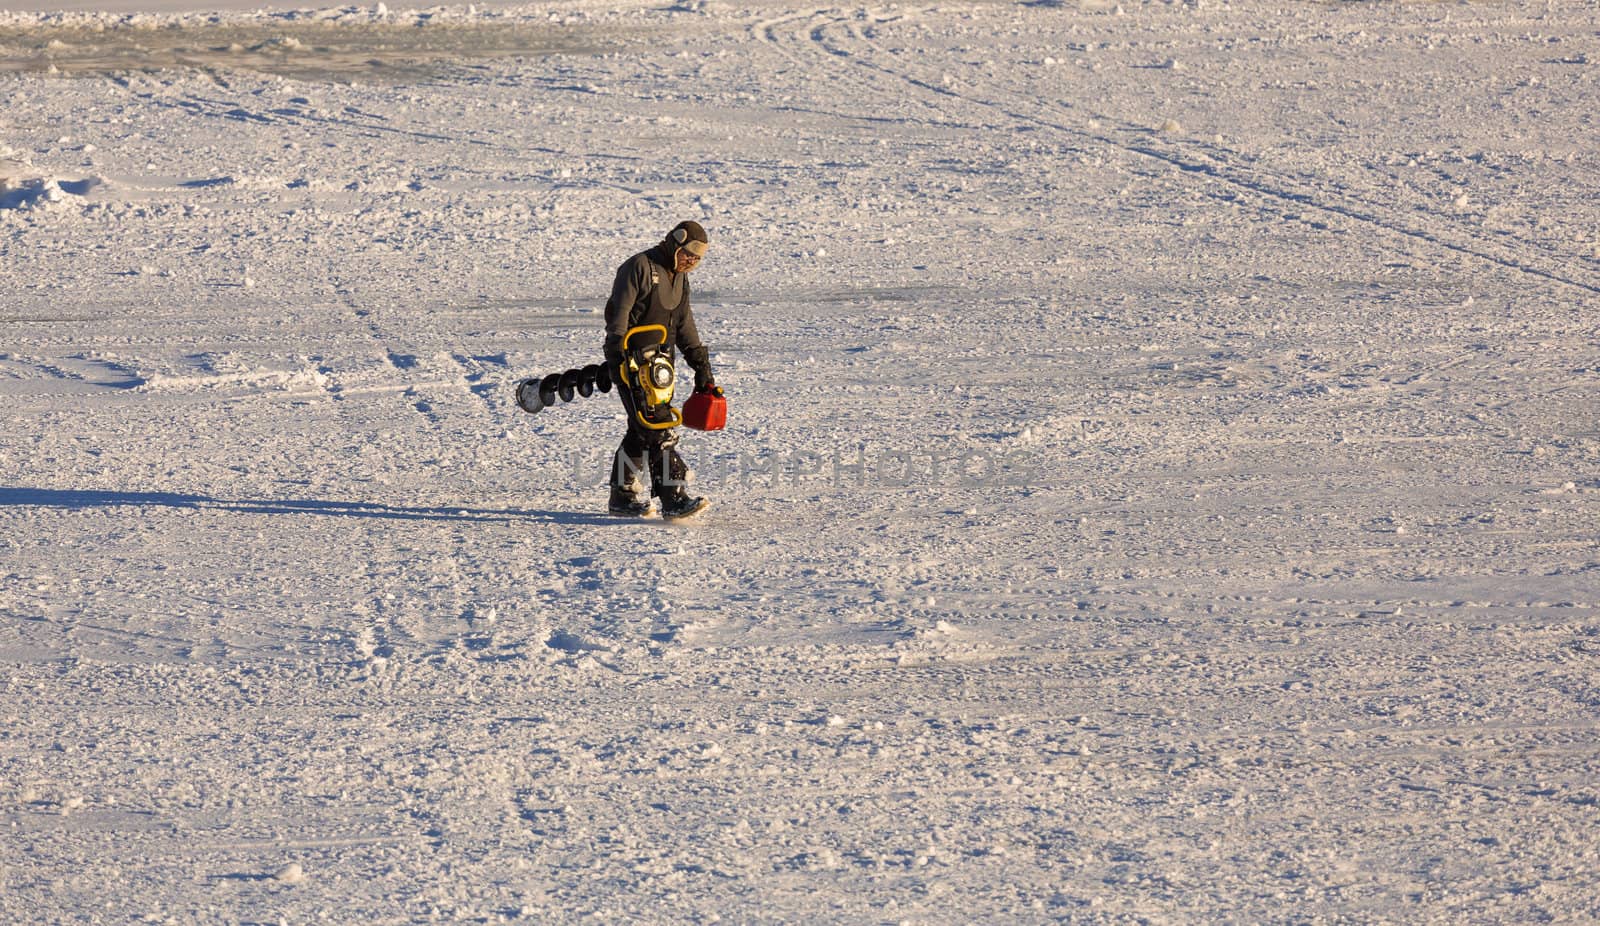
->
[668,220,709,258]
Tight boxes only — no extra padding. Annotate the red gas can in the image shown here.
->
[682,389,727,431]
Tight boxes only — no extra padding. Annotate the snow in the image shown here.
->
[3,0,1600,921]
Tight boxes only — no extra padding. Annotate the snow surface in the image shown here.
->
[3,0,1599,921]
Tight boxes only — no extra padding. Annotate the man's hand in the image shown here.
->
[695,381,723,397]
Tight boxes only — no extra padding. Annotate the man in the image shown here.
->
[603,220,717,519]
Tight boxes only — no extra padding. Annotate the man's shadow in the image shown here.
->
[0,486,620,526]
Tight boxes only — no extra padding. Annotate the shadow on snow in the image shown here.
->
[0,486,617,526]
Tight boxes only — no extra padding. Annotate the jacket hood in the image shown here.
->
[648,241,678,268]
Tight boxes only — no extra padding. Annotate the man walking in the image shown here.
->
[603,220,717,519]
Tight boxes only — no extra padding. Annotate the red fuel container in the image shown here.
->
[683,390,727,431]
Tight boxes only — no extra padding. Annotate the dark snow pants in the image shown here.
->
[611,385,687,499]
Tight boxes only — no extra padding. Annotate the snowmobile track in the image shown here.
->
[798,7,1600,297]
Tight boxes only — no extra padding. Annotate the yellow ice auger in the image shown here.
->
[513,325,681,430]
[617,324,681,431]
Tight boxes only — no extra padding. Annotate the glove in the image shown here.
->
[695,381,723,397]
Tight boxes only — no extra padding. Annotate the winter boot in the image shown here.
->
[659,491,710,521]
[648,439,707,520]
[609,447,650,516]
[608,486,651,516]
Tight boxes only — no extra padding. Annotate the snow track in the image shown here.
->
[787,5,1600,296]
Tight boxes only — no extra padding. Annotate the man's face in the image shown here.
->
[675,250,703,273]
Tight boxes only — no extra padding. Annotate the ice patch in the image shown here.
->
[0,14,632,81]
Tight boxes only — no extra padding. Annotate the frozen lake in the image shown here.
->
[3,0,1598,921]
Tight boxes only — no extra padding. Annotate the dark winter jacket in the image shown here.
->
[602,242,712,388]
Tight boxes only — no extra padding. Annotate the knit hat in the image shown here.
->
[668,220,709,259]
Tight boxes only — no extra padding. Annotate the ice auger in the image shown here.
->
[614,324,681,430]
[515,324,724,431]
[513,359,613,414]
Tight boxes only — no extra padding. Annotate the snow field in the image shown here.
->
[3,0,1600,922]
